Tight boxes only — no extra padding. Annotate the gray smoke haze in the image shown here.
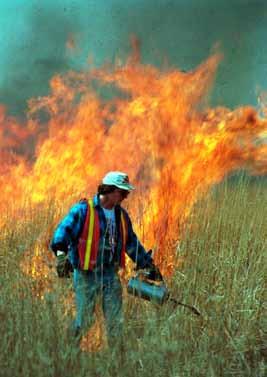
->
[0,3,80,116]
[0,0,266,117]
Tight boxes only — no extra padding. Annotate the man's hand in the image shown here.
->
[135,249,163,281]
[146,264,163,281]
[144,250,163,281]
[56,251,73,278]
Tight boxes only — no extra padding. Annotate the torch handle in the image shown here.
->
[168,297,201,316]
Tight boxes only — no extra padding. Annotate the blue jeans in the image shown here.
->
[73,268,123,346]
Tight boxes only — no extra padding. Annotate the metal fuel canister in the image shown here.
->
[127,272,169,305]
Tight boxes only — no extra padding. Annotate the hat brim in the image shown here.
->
[115,183,135,191]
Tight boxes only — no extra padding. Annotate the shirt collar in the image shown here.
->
[93,194,101,207]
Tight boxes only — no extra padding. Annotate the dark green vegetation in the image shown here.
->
[1,175,266,377]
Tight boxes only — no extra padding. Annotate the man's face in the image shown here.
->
[109,188,130,205]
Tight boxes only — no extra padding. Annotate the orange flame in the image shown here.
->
[2,51,267,273]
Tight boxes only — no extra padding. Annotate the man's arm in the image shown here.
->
[123,210,154,269]
[123,210,163,280]
[50,202,86,277]
[50,202,85,254]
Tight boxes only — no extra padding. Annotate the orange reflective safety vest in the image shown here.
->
[78,199,128,270]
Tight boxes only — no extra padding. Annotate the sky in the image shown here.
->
[0,0,267,117]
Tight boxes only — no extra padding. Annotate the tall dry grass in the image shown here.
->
[1,174,266,377]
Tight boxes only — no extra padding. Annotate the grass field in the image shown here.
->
[1,174,266,377]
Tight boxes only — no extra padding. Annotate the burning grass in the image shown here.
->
[1,174,266,377]
[2,51,267,271]
[1,48,267,375]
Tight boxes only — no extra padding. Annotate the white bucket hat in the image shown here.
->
[102,171,135,191]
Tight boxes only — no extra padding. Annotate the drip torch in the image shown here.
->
[127,270,201,316]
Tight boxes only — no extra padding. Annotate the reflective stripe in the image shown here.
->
[84,199,95,270]
[121,212,126,250]
[120,212,127,268]
[120,213,125,248]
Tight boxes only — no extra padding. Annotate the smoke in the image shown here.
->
[0,0,266,117]
[109,0,266,108]
[0,3,81,117]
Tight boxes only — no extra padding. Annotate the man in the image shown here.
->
[50,171,161,347]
